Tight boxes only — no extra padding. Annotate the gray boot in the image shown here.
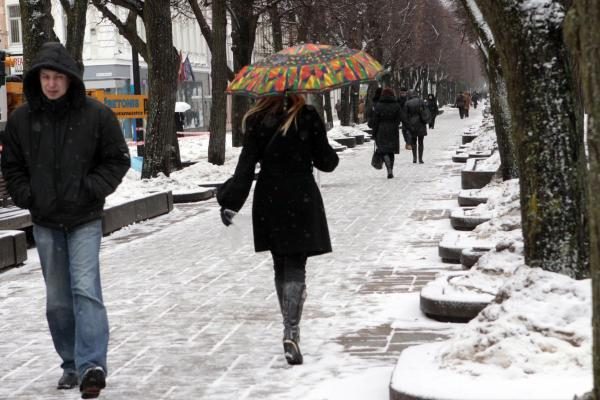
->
[282,281,306,365]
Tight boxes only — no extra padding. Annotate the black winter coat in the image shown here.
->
[404,95,429,137]
[369,94,403,154]
[217,105,339,256]
[0,42,130,230]
[426,96,439,117]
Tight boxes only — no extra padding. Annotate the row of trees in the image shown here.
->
[448,0,597,398]
[18,0,483,178]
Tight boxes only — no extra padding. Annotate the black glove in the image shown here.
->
[220,207,236,227]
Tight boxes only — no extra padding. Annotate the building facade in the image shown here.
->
[1,1,232,134]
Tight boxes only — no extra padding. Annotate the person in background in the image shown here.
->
[217,94,339,366]
[369,87,403,179]
[455,92,466,119]
[0,42,130,399]
[175,111,185,133]
[425,93,439,129]
[472,91,480,109]
[404,90,430,164]
[463,91,472,117]
[397,87,411,149]
[358,97,366,123]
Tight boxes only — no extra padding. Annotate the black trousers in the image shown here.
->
[411,136,424,161]
[272,252,307,283]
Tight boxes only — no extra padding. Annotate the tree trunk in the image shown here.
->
[351,83,359,124]
[230,1,258,147]
[269,3,283,52]
[458,0,519,180]
[323,92,333,129]
[475,0,588,279]
[141,0,179,178]
[565,1,600,397]
[208,0,227,165]
[60,0,87,73]
[340,86,351,126]
[486,54,518,180]
[19,0,58,71]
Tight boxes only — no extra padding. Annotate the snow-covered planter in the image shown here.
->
[422,238,523,322]
[438,215,521,263]
[460,247,493,268]
[451,179,520,231]
[457,178,519,207]
[461,152,501,189]
[393,266,591,400]
[450,207,492,231]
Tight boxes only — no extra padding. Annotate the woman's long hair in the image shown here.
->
[242,94,306,136]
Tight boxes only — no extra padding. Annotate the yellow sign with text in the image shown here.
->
[86,90,148,119]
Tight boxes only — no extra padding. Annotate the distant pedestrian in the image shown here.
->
[472,91,480,109]
[455,92,466,119]
[175,111,185,133]
[0,42,130,398]
[368,87,403,179]
[463,92,472,117]
[404,90,430,164]
[217,94,339,366]
[358,97,366,123]
[425,93,439,129]
[397,87,411,149]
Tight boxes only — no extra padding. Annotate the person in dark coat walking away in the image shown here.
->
[397,87,411,149]
[455,92,466,119]
[217,94,339,365]
[175,111,185,133]
[425,93,439,129]
[404,90,430,164]
[0,42,130,398]
[368,88,403,178]
[472,91,480,109]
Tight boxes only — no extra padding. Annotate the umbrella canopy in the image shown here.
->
[226,43,383,97]
[175,101,191,112]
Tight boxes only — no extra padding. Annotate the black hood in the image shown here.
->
[23,42,86,111]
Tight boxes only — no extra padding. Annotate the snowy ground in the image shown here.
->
[0,102,591,400]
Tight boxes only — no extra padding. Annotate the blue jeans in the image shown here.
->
[33,219,108,377]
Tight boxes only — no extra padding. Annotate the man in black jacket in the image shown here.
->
[1,42,130,399]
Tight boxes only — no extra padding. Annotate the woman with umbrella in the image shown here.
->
[218,44,382,365]
[217,94,339,365]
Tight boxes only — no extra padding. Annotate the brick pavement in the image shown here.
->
[0,109,479,400]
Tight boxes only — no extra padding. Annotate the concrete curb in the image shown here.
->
[0,230,27,271]
[172,188,215,203]
[103,191,174,235]
[334,137,357,148]
[0,207,32,230]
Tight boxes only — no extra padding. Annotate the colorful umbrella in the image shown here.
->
[226,43,383,97]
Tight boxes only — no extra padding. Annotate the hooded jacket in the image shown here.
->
[0,42,130,230]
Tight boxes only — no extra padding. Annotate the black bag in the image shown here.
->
[371,144,383,170]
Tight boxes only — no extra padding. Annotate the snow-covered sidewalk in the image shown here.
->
[0,105,530,400]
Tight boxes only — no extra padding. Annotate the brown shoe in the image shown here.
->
[405,144,412,150]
